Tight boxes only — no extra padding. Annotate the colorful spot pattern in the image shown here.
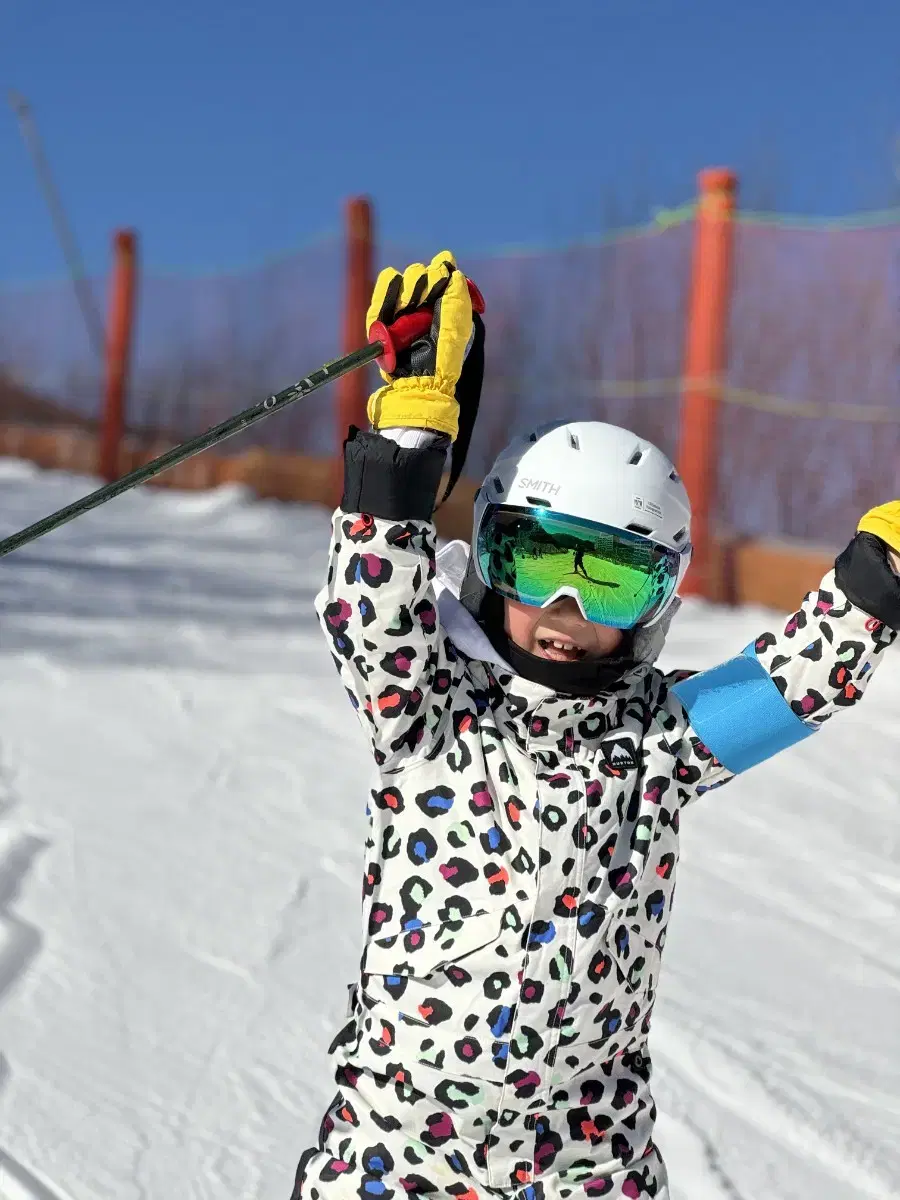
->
[291,510,895,1199]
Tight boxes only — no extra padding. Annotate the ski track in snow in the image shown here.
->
[657,1110,750,1200]
[655,1009,899,1200]
[0,460,896,1200]
[0,753,70,1200]
[0,1151,71,1200]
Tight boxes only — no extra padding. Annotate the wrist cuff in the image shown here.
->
[340,428,445,521]
[835,532,900,628]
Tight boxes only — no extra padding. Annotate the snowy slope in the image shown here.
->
[0,459,896,1200]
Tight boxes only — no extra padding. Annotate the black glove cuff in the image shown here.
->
[834,532,900,628]
[340,428,446,522]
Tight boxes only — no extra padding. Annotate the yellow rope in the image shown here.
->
[574,377,899,421]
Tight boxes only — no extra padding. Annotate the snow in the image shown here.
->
[0,459,896,1200]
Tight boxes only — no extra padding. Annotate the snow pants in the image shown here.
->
[290,1056,670,1200]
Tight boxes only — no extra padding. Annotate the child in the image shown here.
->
[291,253,900,1199]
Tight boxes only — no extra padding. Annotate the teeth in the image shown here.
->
[550,640,576,651]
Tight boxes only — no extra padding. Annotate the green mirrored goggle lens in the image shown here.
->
[476,506,680,629]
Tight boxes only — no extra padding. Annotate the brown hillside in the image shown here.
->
[0,372,95,429]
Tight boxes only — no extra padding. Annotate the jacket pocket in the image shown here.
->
[613,923,663,999]
[364,908,505,979]
[360,908,517,1083]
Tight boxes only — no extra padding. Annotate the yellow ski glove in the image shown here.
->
[858,501,900,551]
[858,502,900,573]
[365,251,479,442]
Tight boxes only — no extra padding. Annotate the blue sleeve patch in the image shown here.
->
[670,642,816,775]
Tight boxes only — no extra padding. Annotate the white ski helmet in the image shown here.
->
[471,420,693,627]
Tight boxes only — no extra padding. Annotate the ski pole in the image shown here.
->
[0,279,485,560]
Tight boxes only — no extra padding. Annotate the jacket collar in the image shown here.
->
[434,540,514,673]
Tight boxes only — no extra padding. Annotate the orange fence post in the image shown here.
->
[98,229,138,483]
[335,197,374,494]
[677,168,738,600]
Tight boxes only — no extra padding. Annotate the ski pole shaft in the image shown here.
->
[0,279,484,560]
[0,341,383,560]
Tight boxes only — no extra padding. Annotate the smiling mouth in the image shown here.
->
[536,638,588,662]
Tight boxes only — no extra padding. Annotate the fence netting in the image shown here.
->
[1,214,898,547]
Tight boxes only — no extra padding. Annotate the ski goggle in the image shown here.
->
[475,505,683,629]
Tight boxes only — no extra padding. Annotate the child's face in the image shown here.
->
[504,596,625,662]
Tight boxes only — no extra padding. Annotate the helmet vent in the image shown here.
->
[626,522,653,536]
[628,447,644,466]
[673,526,687,543]
[526,496,552,508]
[669,468,681,481]
[492,476,504,493]
[568,431,580,450]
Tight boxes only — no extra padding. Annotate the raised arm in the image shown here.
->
[315,252,485,770]
[659,506,900,802]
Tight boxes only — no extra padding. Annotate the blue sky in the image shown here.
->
[1,0,898,282]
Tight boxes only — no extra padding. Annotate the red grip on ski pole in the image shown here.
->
[367,276,485,373]
[465,277,486,314]
[368,310,432,373]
